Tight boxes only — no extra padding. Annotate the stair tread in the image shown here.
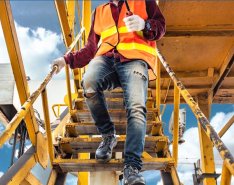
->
[73,108,158,123]
[78,88,153,94]
[75,97,155,110]
[59,136,168,154]
[77,88,153,99]
[53,158,174,172]
[76,97,154,101]
[65,121,162,136]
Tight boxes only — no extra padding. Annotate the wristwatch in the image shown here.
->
[145,21,151,31]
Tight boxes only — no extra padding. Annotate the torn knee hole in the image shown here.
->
[133,71,147,81]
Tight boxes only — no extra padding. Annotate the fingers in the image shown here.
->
[124,19,138,27]
[123,15,135,23]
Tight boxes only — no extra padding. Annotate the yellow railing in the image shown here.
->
[0,66,58,148]
[52,104,67,118]
[0,29,84,166]
[157,49,234,175]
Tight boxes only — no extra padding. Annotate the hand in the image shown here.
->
[123,14,145,32]
[51,57,66,74]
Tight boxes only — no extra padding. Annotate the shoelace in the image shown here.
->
[99,136,113,149]
[124,165,139,178]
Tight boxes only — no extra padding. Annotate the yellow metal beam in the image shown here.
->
[82,0,91,41]
[220,163,232,185]
[21,172,42,185]
[65,0,81,93]
[156,58,161,113]
[219,116,233,185]
[78,2,92,185]
[218,115,234,138]
[47,169,58,185]
[173,84,180,167]
[9,155,37,185]
[151,58,162,135]
[197,93,216,185]
[66,1,76,36]
[54,0,73,47]
[36,132,48,169]
[0,0,38,145]
[41,88,54,166]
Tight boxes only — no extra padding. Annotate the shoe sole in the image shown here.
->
[96,139,118,163]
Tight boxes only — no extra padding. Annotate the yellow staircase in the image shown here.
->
[53,88,176,175]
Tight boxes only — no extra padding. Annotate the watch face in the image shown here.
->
[146,22,151,30]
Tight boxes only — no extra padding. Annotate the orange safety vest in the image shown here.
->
[94,0,157,80]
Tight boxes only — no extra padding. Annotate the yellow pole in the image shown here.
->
[219,116,233,185]
[157,49,234,175]
[151,58,162,135]
[78,1,92,185]
[0,0,38,145]
[218,115,234,138]
[156,58,161,114]
[220,163,232,185]
[173,84,180,167]
[41,88,54,166]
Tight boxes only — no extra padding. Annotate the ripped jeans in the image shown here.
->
[81,56,148,170]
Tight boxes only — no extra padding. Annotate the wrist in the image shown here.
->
[64,53,72,65]
[144,20,152,31]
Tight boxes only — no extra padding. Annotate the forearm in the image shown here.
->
[143,1,166,41]
[64,37,98,69]
[64,10,99,69]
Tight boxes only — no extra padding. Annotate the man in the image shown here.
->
[52,0,165,184]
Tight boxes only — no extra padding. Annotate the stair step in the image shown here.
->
[59,136,168,154]
[72,108,158,123]
[78,88,153,98]
[53,158,174,172]
[75,97,155,110]
[65,121,162,136]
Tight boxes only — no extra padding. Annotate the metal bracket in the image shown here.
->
[193,160,220,185]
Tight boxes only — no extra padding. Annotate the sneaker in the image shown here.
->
[123,165,146,185]
[95,134,117,162]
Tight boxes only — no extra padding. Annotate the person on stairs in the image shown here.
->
[52,0,165,184]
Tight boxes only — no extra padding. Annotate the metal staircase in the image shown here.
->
[53,88,176,176]
[0,1,234,185]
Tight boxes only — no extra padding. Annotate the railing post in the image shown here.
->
[197,93,216,185]
[220,163,232,185]
[173,84,180,167]
[0,0,38,145]
[41,88,54,166]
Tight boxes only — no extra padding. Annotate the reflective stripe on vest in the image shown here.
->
[100,26,154,56]
[101,26,143,40]
[117,43,157,56]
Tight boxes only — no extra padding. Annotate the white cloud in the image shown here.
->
[157,111,234,185]
[0,22,63,80]
[0,171,3,177]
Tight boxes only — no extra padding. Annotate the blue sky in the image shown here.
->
[0,1,234,185]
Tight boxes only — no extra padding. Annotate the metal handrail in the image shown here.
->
[0,28,84,166]
[0,66,58,148]
[157,49,234,175]
[52,104,67,118]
